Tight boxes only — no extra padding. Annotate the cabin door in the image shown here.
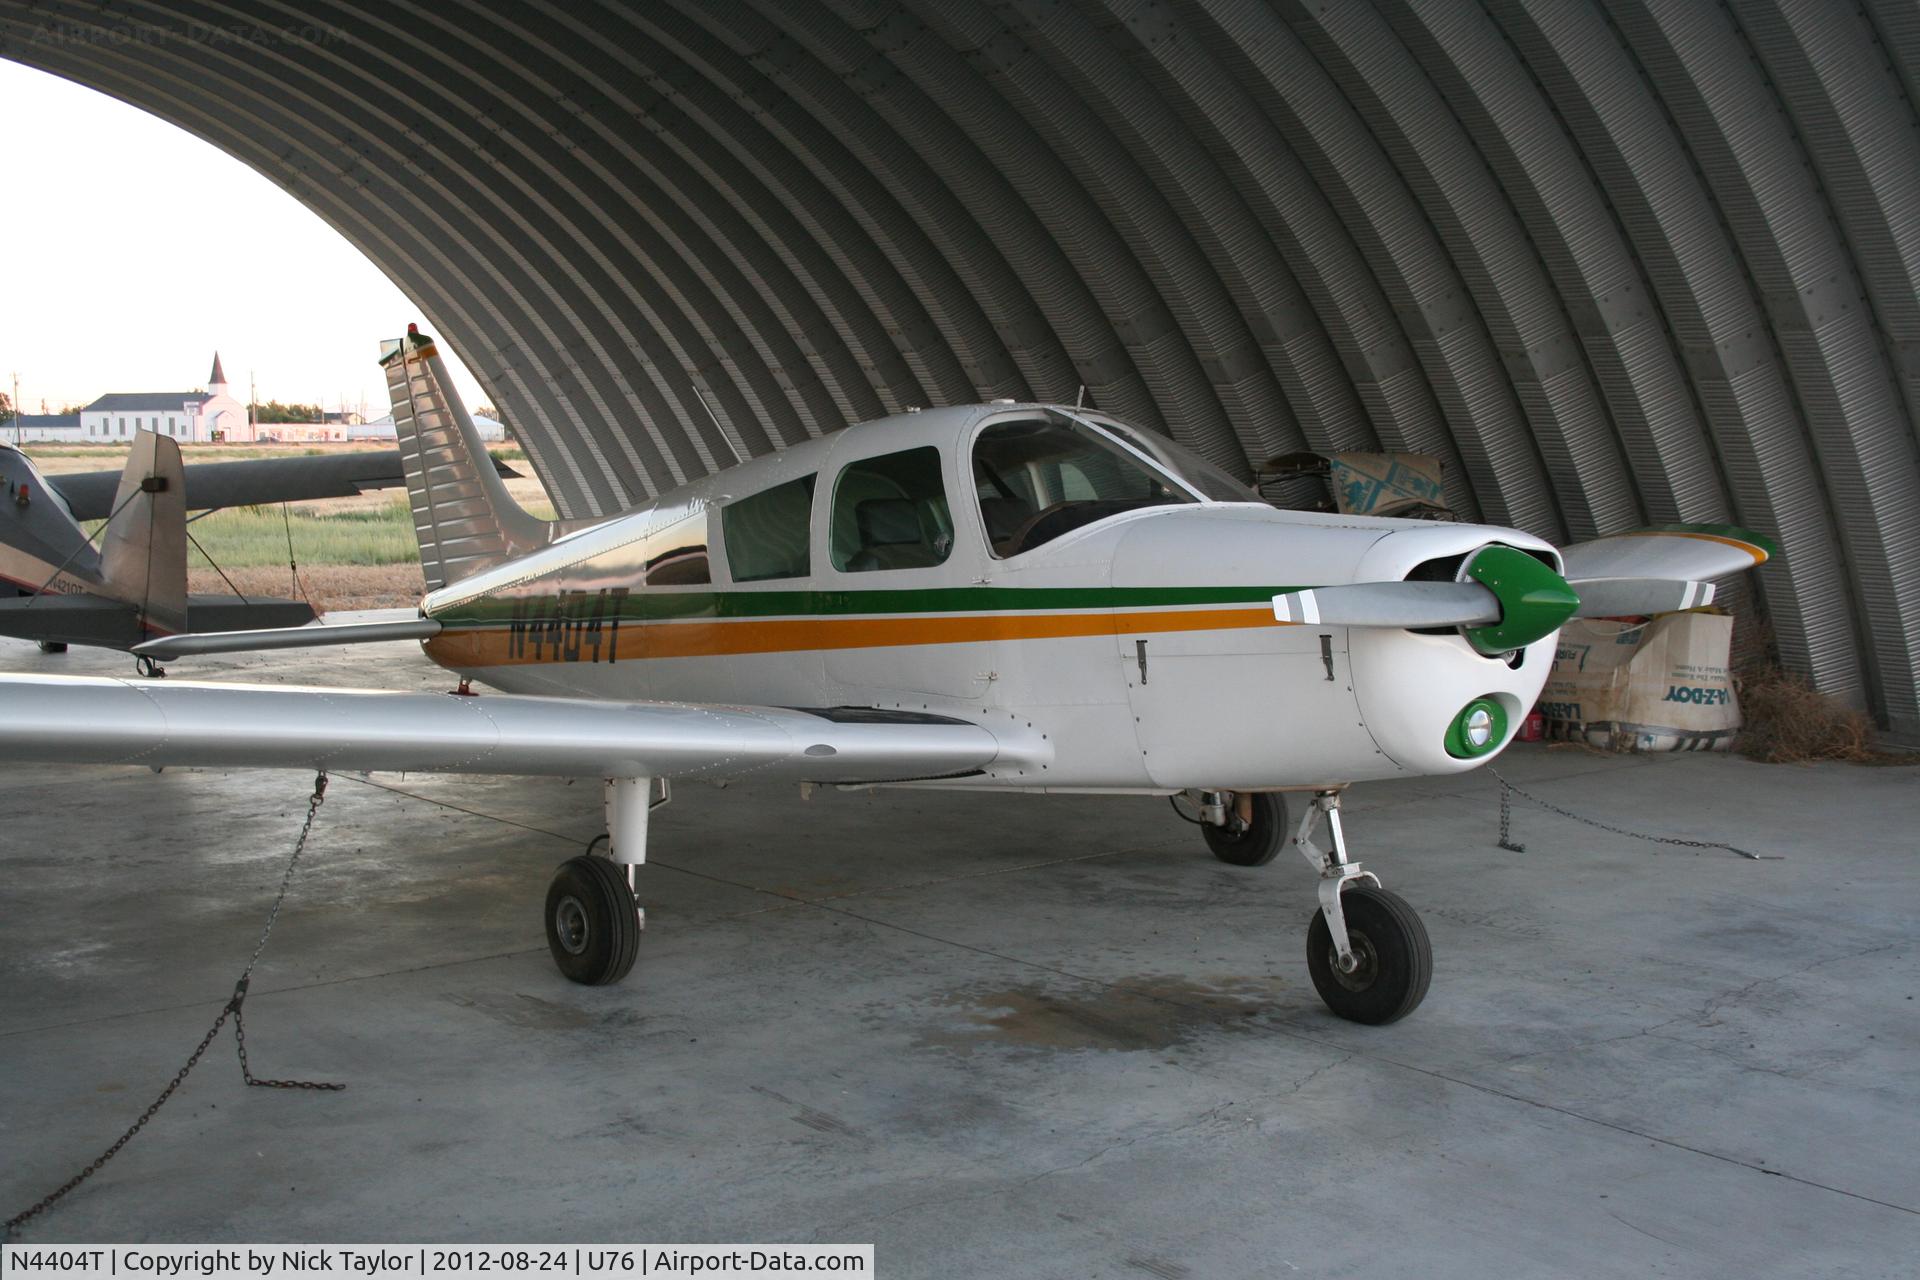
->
[819,441,988,704]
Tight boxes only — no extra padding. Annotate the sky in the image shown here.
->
[0,59,486,418]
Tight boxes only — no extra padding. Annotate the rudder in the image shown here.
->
[381,326,551,590]
[98,429,187,636]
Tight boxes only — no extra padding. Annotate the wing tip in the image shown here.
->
[1638,523,1778,564]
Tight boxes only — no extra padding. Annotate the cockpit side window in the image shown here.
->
[973,418,1195,558]
[722,474,816,582]
[830,446,953,573]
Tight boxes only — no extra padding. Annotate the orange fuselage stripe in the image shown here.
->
[423,605,1281,667]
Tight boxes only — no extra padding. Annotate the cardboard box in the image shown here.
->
[1539,612,1740,751]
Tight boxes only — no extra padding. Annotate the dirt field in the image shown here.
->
[187,562,428,611]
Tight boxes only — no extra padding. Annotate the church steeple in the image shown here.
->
[208,351,227,391]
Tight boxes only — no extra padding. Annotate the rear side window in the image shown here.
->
[642,510,710,586]
[831,447,953,572]
[723,474,815,582]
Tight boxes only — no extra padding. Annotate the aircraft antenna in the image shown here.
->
[691,383,746,466]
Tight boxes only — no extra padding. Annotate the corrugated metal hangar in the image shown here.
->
[3,1,1916,735]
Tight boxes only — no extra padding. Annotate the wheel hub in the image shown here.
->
[553,895,591,956]
[1327,930,1379,990]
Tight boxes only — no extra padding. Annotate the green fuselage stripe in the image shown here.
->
[432,583,1296,627]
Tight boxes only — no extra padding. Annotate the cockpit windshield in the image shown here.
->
[972,417,1196,558]
[1082,415,1260,503]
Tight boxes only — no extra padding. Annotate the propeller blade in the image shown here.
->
[1273,546,1579,655]
[1569,577,1714,618]
[1272,582,1499,628]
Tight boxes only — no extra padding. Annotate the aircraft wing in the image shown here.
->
[0,594,315,648]
[1558,524,1774,583]
[48,449,522,520]
[0,674,1047,785]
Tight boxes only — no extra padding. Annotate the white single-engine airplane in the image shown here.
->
[0,329,1775,1024]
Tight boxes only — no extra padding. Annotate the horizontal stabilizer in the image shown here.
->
[1560,524,1773,584]
[1569,578,1714,618]
[0,674,1045,784]
[133,616,441,660]
[0,594,152,648]
[0,596,316,652]
[1273,581,1499,628]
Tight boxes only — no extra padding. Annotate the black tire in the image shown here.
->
[544,855,640,985]
[37,641,67,653]
[1306,885,1432,1025]
[1203,792,1288,866]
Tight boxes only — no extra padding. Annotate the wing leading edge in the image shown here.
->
[0,673,1048,785]
[47,448,522,521]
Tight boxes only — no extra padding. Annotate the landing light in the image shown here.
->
[1446,696,1507,759]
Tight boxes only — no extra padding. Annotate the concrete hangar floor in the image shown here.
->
[0,636,1914,1275]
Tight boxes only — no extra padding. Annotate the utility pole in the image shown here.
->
[11,372,20,446]
[249,369,258,444]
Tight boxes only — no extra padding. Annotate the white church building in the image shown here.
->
[78,353,249,443]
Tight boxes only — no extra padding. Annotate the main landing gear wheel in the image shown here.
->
[1203,792,1288,866]
[37,641,67,653]
[1306,885,1432,1025]
[545,855,641,985]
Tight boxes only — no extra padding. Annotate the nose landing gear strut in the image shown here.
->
[1293,790,1431,1024]
[1190,786,1433,1023]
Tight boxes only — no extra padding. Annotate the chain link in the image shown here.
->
[1490,767,1777,861]
[1496,776,1526,853]
[6,771,342,1239]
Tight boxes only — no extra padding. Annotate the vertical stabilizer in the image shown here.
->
[381,326,551,590]
[98,429,188,635]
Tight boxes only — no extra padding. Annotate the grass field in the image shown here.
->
[186,500,423,567]
[35,442,552,609]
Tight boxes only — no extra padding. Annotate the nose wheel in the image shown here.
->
[1291,789,1432,1025]
[1306,884,1431,1024]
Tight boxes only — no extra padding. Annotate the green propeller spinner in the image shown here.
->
[1461,546,1580,654]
